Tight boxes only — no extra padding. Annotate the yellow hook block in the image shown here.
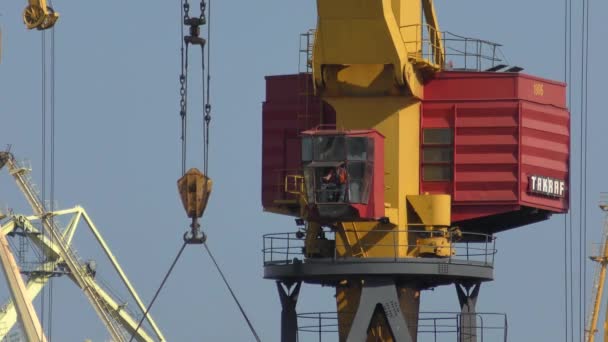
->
[177,168,212,219]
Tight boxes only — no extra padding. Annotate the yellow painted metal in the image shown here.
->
[421,0,444,67]
[416,233,454,257]
[310,0,448,338]
[80,208,167,342]
[0,153,164,341]
[585,202,608,342]
[0,231,47,342]
[407,194,451,228]
[284,174,305,195]
[23,0,58,30]
[0,213,79,341]
[313,0,423,98]
[0,261,55,341]
[178,168,212,219]
[335,281,361,341]
[0,209,165,342]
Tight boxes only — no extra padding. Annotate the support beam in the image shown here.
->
[277,281,301,342]
[0,232,47,342]
[0,209,164,342]
[346,279,413,342]
[456,282,481,342]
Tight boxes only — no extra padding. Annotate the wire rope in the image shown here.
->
[563,0,570,338]
[180,0,188,176]
[203,242,261,342]
[128,242,187,342]
[40,29,47,339]
[578,0,590,338]
[46,25,57,341]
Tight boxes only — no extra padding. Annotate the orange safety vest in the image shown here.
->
[337,167,347,184]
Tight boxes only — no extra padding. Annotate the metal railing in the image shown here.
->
[299,30,315,74]
[263,229,496,266]
[296,311,508,342]
[401,24,505,72]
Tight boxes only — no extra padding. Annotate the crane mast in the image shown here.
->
[261,0,570,340]
[0,152,166,341]
[0,222,47,342]
[585,198,608,342]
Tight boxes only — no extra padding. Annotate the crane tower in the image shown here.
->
[261,1,570,341]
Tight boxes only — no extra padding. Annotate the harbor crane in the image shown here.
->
[585,195,608,342]
[0,152,166,341]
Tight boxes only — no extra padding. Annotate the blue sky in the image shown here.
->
[0,0,605,341]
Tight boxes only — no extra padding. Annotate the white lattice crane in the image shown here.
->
[0,152,166,341]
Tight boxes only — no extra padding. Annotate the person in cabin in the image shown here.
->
[321,168,337,202]
[336,163,348,202]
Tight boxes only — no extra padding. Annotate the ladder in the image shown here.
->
[4,155,127,342]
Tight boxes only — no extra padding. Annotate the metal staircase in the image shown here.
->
[3,154,127,342]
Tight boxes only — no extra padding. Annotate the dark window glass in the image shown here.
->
[423,128,453,145]
[367,138,375,161]
[302,137,313,161]
[423,147,453,163]
[314,136,345,161]
[347,161,371,204]
[347,162,366,180]
[346,137,367,161]
[423,165,452,181]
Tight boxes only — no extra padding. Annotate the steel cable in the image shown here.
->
[563,0,570,338]
[568,0,574,339]
[578,0,589,338]
[40,29,47,339]
[180,0,188,176]
[202,242,261,342]
[128,242,187,342]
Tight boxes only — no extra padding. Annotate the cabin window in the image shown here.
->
[346,137,368,161]
[302,135,374,205]
[422,128,453,181]
[302,137,313,161]
[314,136,345,161]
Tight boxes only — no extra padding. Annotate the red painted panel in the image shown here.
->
[519,100,569,212]
[425,72,518,100]
[517,75,567,108]
[262,74,335,211]
[422,71,569,227]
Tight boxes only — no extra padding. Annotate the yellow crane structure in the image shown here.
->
[262,0,569,340]
[22,0,58,30]
[0,152,166,341]
[0,213,47,342]
[585,196,608,342]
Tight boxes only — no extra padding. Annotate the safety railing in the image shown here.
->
[297,311,508,342]
[262,229,496,266]
[401,24,444,69]
[284,174,306,195]
[299,30,315,74]
[268,168,304,204]
[400,24,506,72]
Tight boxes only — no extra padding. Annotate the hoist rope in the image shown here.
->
[131,1,259,340]
[48,25,56,341]
[40,29,47,338]
[203,0,211,178]
[39,23,58,341]
[128,242,187,342]
[180,0,188,177]
[579,0,590,338]
[203,242,261,342]
[563,0,570,338]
